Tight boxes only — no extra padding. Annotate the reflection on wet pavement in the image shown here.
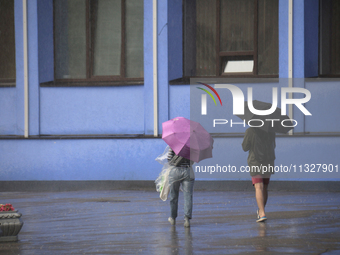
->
[0,190,339,254]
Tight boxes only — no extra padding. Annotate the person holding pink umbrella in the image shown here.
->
[162,117,214,228]
[167,147,195,227]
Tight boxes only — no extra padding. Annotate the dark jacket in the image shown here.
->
[167,148,193,167]
[242,128,276,176]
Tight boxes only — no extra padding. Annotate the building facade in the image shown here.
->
[0,0,339,187]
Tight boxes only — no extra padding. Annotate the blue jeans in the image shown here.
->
[169,166,195,219]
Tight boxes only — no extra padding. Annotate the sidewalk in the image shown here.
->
[0,190,339,254]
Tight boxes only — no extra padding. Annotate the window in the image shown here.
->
[320,0,340,76]
[0,0,16,83]
[54,0,144,83]
[183,0,278,78]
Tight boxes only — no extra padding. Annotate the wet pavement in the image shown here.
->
[0,189,339,254]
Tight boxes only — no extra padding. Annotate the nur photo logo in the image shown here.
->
[196,82,312,130]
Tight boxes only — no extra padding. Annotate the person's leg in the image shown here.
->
[263,183,269,207]
[254,182,266,218]
[182,177,194,219]
[168,167,184,225]
[169,181,180,221]
[262,177,270,207]
[182,177,194,227]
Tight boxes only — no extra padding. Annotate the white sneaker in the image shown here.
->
[184,217,190,228]
[168,217,176,225]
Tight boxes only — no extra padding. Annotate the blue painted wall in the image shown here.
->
[143,0,155,135]
[0,138,166,180]
[1,136,339,181]
[157,0,170,131]
[28,0,40,136]
[169,85,190,120]
[40,86,145,135]
[0,0,339,182]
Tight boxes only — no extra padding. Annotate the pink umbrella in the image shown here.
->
[162,117,214,163]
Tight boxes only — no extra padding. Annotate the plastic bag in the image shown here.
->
[157,164,173,201]
[155,145,170,165]
[155,146,173,201]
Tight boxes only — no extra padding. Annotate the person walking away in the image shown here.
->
[242,127,276,222]
[167,147,195,228]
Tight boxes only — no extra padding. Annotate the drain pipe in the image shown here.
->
[23,0,29,138]
[153,0,158,137]
[288,0,293,135]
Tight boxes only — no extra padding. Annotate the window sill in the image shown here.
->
[40,80,144,87]
[210,132,340,138]
[0,80,16,87]
[306,77,340,82]
[0,134,162,140]
[1,133,339,139]
[170,76,279,85]
[318,74,340,78]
